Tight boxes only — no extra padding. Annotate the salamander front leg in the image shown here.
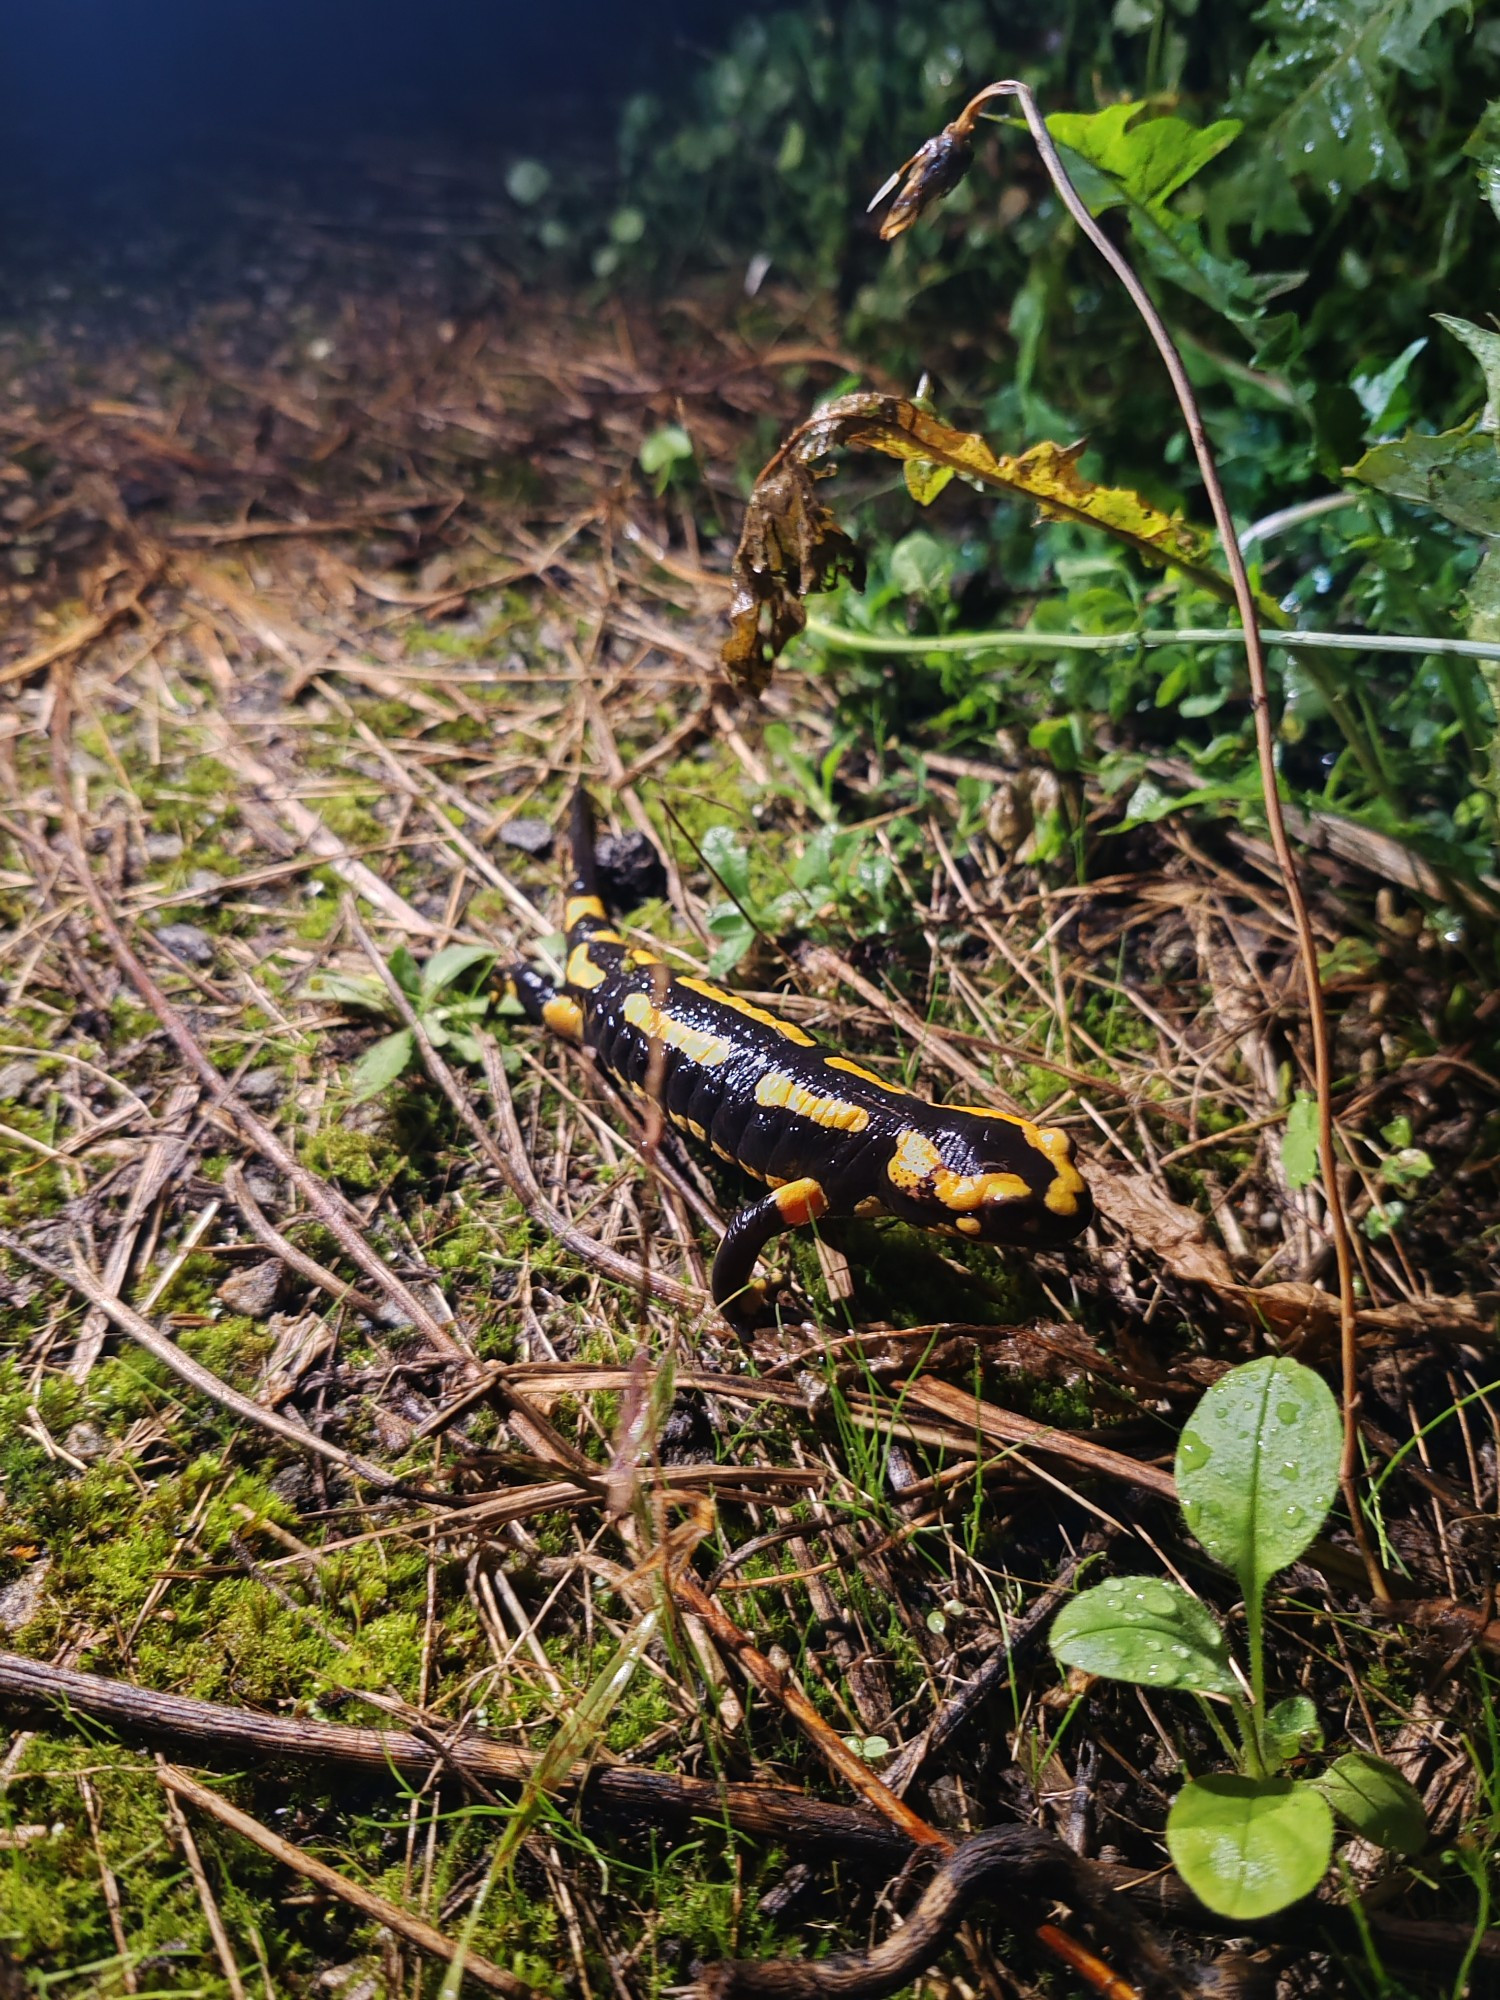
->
[711,1178,830,1332]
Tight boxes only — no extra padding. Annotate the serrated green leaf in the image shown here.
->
[700,824,753,905]
[1047,102,1243,213]
[1434,314,1500,423]
[351,1029,414,1102]
[1167,1777,1333,1919]
[420,945,496,1002]
[1050,1576,1239,1696]
[1176,1357,1342,1597]
[1350,426,1500,538]
[1282,1091,1320,1191]
[1226,0,1469,236]
[1312,1752,1428,1854]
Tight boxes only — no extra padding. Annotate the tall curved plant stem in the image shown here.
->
[954,80,1388,1602]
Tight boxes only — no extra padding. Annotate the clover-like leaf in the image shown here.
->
[1050,1576,1238,1696]
[1312,1752,1428,1855]
[1176,1356,1341,1597]
[1167,1777,1333,1919]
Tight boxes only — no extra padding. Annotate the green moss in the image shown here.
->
[302,1123,397,1191]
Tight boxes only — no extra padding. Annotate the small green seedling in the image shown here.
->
[1050,1356,1427,1919]
[312,944,498,1101]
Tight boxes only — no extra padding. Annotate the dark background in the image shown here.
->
[1,0,750,197]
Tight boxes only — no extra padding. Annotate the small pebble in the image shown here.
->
[498,815,554,858]
[217,1258,285,1317]
[153,922,215,966]
[237,1067,283,1104]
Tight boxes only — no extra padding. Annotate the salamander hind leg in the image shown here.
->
[711,1177,830,1333]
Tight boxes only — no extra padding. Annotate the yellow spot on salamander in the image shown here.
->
[886,1128,943,1194]
[955,1216,982,1236]
[564,894,607,930]
[755,1070,869,1133]
[676,977,817,1046]
[949,1103,1087,1218]
[542,995,585,1042]
[1035,1124,1085,1218]
[773,1177,828,1228]
[854,1195,885,1218]
[825,1055,911,1094]
[626,947,665,968]
[884,1126,1033,1211]
[621,990,732,1068]
[566,943,609,990]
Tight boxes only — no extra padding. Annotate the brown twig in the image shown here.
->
[154,1763,532,1998]
[46,666,476,1370]
[0,1228,424,1499]
[222,1163,389,1321]
[693,1825,1185,2000]
[941,82,1385,1599]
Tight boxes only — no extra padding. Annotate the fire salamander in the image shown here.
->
[502,791,1092,1330]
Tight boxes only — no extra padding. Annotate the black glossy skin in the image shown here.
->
[505,793,1093,1328]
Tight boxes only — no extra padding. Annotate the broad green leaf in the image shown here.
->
[1050,1576,1239,1696]
[1464,100,1500,225]
[1281,1092,1320,1191]
[1167,1777,1333,1919]
[1176,1356,1342,1595]
[1349,427,1500,539]
[1434,314,1500,423]
[706,906,755,975]
[351,1028,414,1102]
[1047,103,1243,213]
[888,530,953,599]
[1312,1752,1428,1855]
[420,944,496,1002]
[1266,1694,1324,1765]
[1226,0,1469,235]
[388,945,423,999]
[700,824,753,906]
[1047,104,1291,329]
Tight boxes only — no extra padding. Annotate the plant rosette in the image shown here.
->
[1050,1356,1427,1920]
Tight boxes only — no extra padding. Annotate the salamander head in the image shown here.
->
[880,1110,1091,1245]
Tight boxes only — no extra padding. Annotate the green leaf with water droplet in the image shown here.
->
[1051,1575,1239,1695]
[1281,1091,1320,1191]
[1313,1752,1428,1854]
[1221,0,1469,238]
[1266,1694,1324,1766]
[1167,1776,1333,1919]
[1176,1357,1341,1596]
